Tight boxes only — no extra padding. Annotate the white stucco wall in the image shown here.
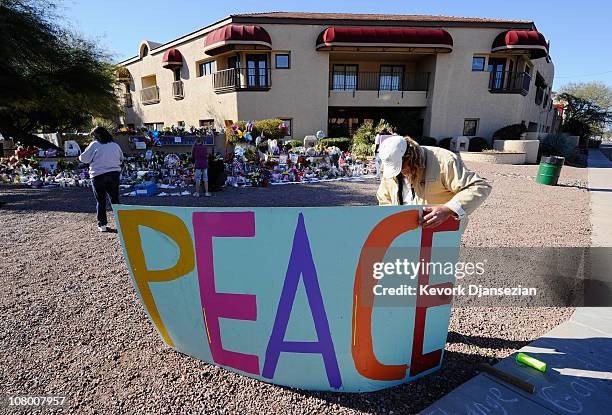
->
[121,32,238,130]
[234,24,330,141]
[427,27,555,139]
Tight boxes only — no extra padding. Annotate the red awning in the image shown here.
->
[162,48,183,69]
[492,30,548,59]
[203,24,272,55]
[316,27,453,52]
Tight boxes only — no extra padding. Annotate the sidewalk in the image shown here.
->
[421,147,612,414]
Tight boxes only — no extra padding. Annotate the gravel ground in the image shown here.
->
[0,161,588,414]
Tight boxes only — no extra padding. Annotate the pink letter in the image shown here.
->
[192,211,259,375]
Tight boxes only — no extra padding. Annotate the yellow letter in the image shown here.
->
[117,210,195,347]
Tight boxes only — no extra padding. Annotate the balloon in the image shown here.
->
[245,132,252,142]
[237,130,244,139]
[316,130,326,139]
[152,130,160,137]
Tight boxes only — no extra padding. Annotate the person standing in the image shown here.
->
[79,126,124,232]
[192,137,211,197]
[374,125,396,180]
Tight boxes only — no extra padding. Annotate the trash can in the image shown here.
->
[536,156,565,186]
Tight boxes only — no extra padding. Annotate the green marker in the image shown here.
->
[516,352,547,372]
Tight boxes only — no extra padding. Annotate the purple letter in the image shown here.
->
[262,213,342,389]
[192,211,259,375]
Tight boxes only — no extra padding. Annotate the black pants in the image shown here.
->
[92,171,120,227]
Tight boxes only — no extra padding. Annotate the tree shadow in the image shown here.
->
[0,181,380,213]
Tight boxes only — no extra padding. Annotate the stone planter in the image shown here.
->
[493,139,539,164]
[459,151,526,165]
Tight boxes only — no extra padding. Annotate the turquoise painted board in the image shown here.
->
[113,204,464,392]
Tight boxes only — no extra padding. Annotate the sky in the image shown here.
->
[58,0,612,90]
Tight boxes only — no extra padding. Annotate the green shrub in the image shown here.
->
[353,142,374,157]
[285,140,303,149]
[228,119,286,145]
[492,123,527,140]
[413,136,438,146]
[588,138,602,148]
[468,137,492,152]
[253,118,287,141]
[352,120,377,148]
[540,134,577,160]
[320,137,351,151]
[438,137,452,150]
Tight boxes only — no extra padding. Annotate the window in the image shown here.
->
[144,122,164,131]
[173,68,181,82]
[332,64,358,90]
[279,118,292,136]
[275,53,290,69]
[177,121,185,128]
[535,72,547,105]
[379,65,404,91]
[198,60,216,77]
[199,119,214,128]
[246,54,269,87]
[463,119,479,136]
[472,56,486,71]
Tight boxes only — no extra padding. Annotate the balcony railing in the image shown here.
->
[488,71,531,96]
[329,71,430,94]
[140,86,160,104]
[172,80,184,99]
[122,93,132,108]
[212,67,272,93]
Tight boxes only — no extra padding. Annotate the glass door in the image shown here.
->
[332,64,358,90]
[379,65,404,91]
[227,55,240,87]
[488,58,506,89]
[246,55,268,88]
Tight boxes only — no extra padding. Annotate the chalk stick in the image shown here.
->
[516,352,547,372]
[478,363,535,394]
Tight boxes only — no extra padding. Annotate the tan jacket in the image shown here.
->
[376,146,491,216]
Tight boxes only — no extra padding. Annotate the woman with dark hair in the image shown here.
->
[79,126,124,232]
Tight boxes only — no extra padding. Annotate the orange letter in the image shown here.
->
[352,210,419,381]
[117,210,195,347]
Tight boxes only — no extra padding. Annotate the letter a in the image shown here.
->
[262,213,342,389]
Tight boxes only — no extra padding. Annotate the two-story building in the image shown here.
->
[117,12,555,141]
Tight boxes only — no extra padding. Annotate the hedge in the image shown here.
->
[468,137,492,152]
[438,137,452,150]
[413,136,438,146]
[492,123,527,140]
[285,140,304,149]
[228,119,287,145]
[319,137,351,151]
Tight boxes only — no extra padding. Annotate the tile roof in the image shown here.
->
[232,11,532,25]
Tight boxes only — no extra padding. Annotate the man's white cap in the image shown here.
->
[379,135,407,178]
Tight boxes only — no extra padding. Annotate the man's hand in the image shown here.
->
[422,206,455,229]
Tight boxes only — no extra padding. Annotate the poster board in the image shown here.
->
[114,205,463,392]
